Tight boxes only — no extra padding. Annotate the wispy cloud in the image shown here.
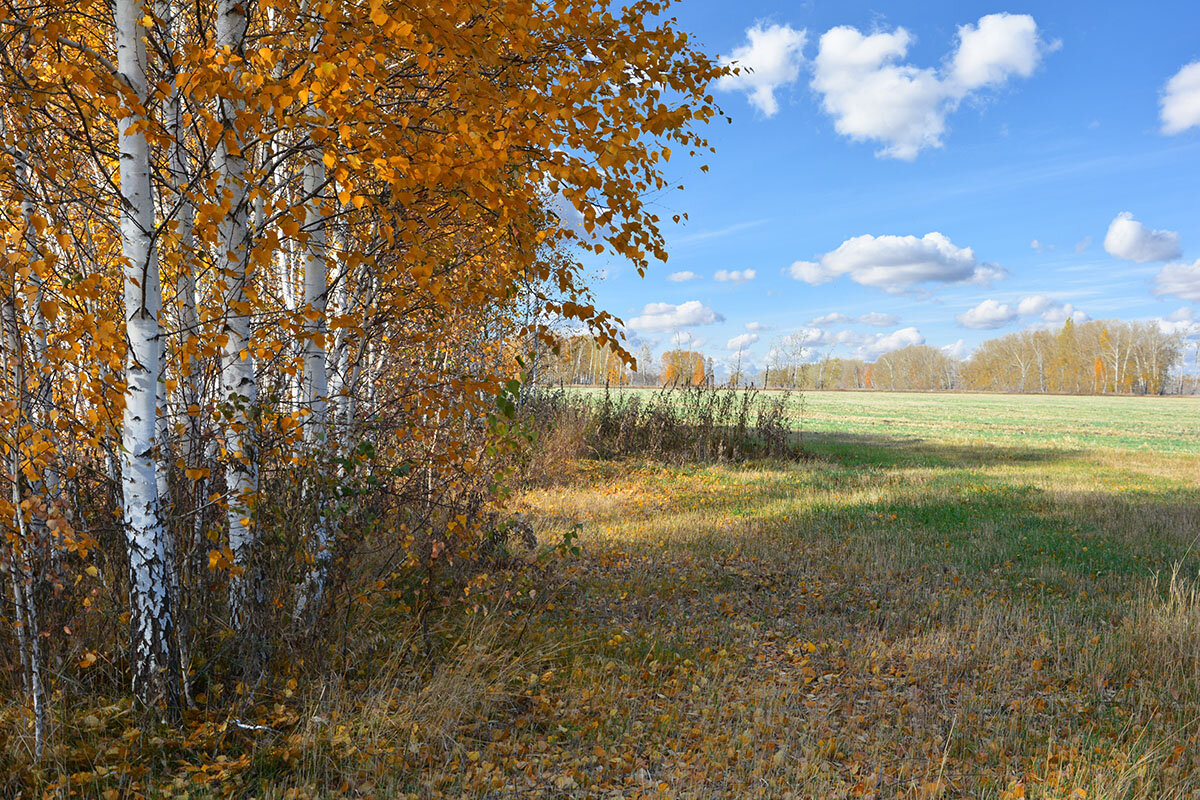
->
[673,218,772,245]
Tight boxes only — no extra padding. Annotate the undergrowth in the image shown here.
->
[518,384,799,484]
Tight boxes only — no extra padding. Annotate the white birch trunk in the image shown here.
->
[302,157,328,441]
[115,0,177,710]
[215,0,256,629]
[159,0,200,472]
[295,100,331,618]
[2,290,46,757]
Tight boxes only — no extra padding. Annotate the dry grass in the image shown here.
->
[12,394,1200,798]
[470,430,1200,798]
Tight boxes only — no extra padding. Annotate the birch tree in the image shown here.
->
[214,0,256,629]
[114,0,178,709]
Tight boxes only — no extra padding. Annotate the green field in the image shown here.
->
[795,390,1200,454]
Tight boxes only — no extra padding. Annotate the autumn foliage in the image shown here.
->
[0,0,726,776]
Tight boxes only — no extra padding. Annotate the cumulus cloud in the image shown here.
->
[1161,61,1200,135]
[941,339,970,359]
[811,13,1053,159]
[745,321,774,332]
[667,271,698,282]
[957,299,1017,329]
[714,268,757,284]
[858,311,901,327]
[1104,212,1182,263]
[716,23,808,117]
[627,300,724,332]
[949,13,1046,89]
[727,333,760,351]
[808,312,853,326]
[779,325,924,359]
[1154,259,1200,301]
[958,294,1087,329]
[1158,307,1200,339]
[1038,303,1088,325]
[787,261,832,285]
[1016,295,1055,316]
[789,232,1004,292]
[857,327,925,358]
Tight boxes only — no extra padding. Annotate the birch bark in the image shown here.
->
[215,0,256,628]
[115,0,177,708]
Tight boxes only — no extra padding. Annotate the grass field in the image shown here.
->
[245,391,1200,798]
[424,390,1200,799]
[795,391,1200,455]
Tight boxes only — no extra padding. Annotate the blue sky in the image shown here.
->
[584,1,1200,374]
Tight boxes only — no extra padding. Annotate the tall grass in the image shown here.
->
[518,385,798,483]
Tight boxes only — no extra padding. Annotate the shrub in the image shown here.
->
[518,385,799,482]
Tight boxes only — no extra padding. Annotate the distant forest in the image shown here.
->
[542,319,1197,395]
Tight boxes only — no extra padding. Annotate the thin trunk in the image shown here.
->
[215,0,256,630]
[296,114,331,617]
[2,292,46,758]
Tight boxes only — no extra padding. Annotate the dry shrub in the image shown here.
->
[517,396,594,486]
[519,385,798,483]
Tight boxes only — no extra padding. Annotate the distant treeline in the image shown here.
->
[537,319,1195,395]
[764,319,1189,395]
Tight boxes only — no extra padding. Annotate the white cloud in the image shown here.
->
[1030,238,1045,252]
[1016,294,1054,316]
[949,13,1046,90]
[809,311,900,327]
[1156,308,1200,339]
[669,331,708,349]
[745,321,773,332]
[1074,236,1092,254]
[714,268,757,284]
[716,23,808,117]
[727,333,760,351]
[1154,259,1200,301]
[667,270,698,282]
[790,231,1004,292]
[787,261,832,284]
[808,312,853,326]
[1038,303,1088,325]
[857,327,925,358]
[627,300,724,332]
[959,294,1087,329]
[1161,61,1200,135]
[941,339,970,359]
[1104,212,1182,263]
[776,324,927,359]
[811,13,1052,159]
[957,299,1017,329]
[1158,318,1200,338]
[858,311,900,327]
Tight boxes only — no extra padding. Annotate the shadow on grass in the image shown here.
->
[801,430,1086,470]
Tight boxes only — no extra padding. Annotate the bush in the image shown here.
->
[518,385,799,482]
